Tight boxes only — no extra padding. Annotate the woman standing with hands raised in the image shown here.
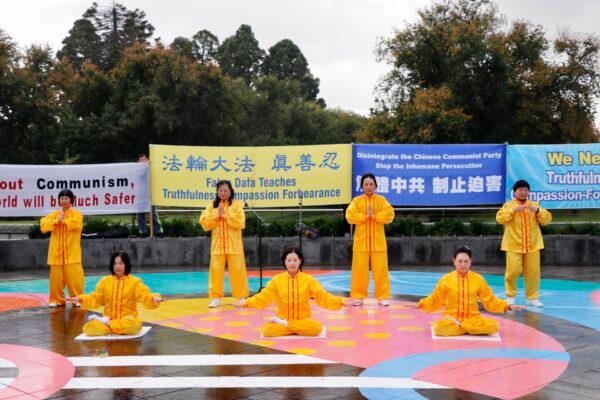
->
[200,180,249,308]
[346,173,395,306]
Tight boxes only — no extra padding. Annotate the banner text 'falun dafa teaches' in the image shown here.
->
[150,144,352,207]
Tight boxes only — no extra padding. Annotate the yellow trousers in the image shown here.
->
[433,315,500,336]
[350,251,390,300]
[505,251,540,299]
[82,316,142,336]
[209,254,249,299]
[261,318,323,337]
[49,263,84,305]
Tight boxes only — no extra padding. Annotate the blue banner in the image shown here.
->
[506,144,600,209]
[352,144,505,206]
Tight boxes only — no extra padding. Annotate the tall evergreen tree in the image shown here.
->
[56,18,102,68]
[58,2,154,70]
[217,24,264,83]
[192,29,219,64]
[262,39,320,102]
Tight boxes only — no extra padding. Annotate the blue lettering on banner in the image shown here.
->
[162,155,183,171]
[506,144,600,209]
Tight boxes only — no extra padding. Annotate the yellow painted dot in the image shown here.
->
[250,340,276,347]
[235,310,256,316]
[397,326,425,332]
[253,327,263,332]
[390,304,409,310]
[289,348,316,355]
[217,333,241,340]
[391,314,414,320]
[327,340,356,347]
[225,321,250,327]
[364,332,391,339]
[208,308,223,313]
[161,322,183,327]
[359,309,381,314]
[327,326,354,332]
[192,327,213,333]
[326,314,351,320]
[263,316,274,321]
[199,316,223,321]
[359,319,386,326]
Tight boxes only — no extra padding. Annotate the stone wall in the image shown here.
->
[1,235,598,271]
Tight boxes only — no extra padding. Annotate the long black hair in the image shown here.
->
[281,247,304,268]
[109,251,132,275]
[212,180,235,208]
[360,173,377,188]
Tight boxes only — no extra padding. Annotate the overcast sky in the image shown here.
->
[1,0,599,116]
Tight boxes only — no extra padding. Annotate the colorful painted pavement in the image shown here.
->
[1,269,599,399]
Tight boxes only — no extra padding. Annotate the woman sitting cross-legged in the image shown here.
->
[68,251,164,336]
[412,246,525,336]
[236,247,360,337]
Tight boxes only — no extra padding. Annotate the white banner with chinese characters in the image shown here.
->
[0,163,150,216]
[149,144,352,207]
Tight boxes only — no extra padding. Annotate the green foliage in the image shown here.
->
[162,218,203,237]
[363,0,600,144]
[542,223,600,236]
[25,214,600,238]
[468,219,503,235]
[217,24,264,83]
[83,218,133,236]
[28,223,49,239]
[261,39,321,102]
[385,218,427,236]
[191,30,219,64]
[430,219,471,236]
[1,14,358,164]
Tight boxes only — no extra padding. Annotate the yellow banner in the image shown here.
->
[150,144,352,207]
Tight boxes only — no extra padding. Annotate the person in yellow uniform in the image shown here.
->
[496,180,552,308]
[67,251,163,336]
[346,173,395,306]
[40,189,84,307]
[412,246,525,336]
[236,248,359,337]
[200,180,249,308]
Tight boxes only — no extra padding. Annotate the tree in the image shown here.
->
[58,2,155,70]
[192,29,219,64]
[368,0,599,144]
[0,38,65,163]
[56,18,102,68]
[261,39,320,102]
[217,24,264,83]
[170,36,194,59]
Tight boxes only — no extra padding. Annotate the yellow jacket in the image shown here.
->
[496,199,552,253]
[245,271,342,320]
[80,274,160,319]
[346,194,394,253]
[418,271,508,320]
[40,208,83,266]
[200,200,245,255]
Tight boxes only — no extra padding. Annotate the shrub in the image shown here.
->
[430,218,470,236]
[163,218,203,237]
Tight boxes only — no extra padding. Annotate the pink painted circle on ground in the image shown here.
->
[0,293,49,312]
[412,357,569,399]
[590,290,600,306]
[0,344,75,399]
